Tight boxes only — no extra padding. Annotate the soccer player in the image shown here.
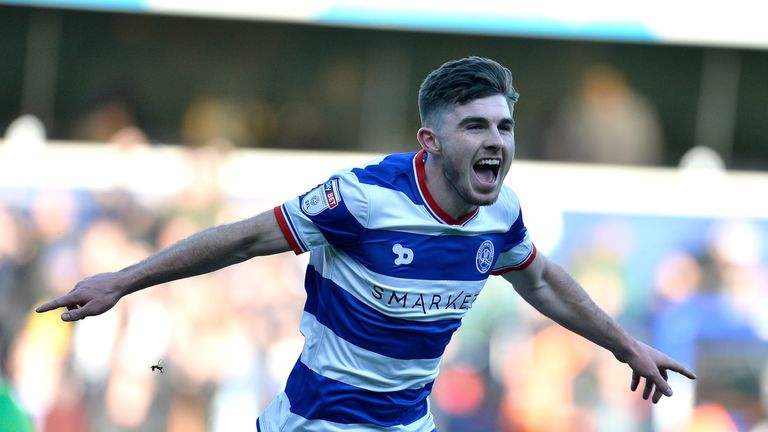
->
[36,56,696,431]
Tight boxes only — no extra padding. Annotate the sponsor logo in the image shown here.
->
[372,285,480,315]
[301,179,342,216]
[475,240,494,273]
[392,243,414,265]
[324,181,340,209]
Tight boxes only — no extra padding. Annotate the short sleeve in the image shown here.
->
[274,170,369,255]
[490,190,537,274]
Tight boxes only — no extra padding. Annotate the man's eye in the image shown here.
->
[467,124,483,130]
[499,121,515,133]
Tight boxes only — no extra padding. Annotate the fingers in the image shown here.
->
[35,297,69,313]
[36,294,81,314]
[35,293,88,321]
[651,369,670,403]
[635,376,669,404]
[627,347,696,404]
[653,372,673,398]
[642,377,654,400]
[652,388,664,404]
[631,367,672,403]
[61,306,91,322]
[669,362,697,380]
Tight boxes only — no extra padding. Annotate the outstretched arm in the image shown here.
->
[36,209,291,321]
[503,252,696,403]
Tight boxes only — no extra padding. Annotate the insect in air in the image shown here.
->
[150,359,164,374]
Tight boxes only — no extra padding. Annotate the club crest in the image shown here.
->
[476,240,494,274]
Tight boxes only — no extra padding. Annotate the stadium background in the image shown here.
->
[1,3,768,431]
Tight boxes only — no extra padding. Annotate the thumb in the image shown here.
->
[62,307,89,321]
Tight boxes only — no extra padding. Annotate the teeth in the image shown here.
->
[476,159,500,166]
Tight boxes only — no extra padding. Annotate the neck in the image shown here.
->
[422,153,476,221]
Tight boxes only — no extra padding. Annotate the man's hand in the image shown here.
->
[35,272,125,321]
[616,340,697,403]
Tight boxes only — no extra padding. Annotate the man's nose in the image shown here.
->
[485,128,504,149]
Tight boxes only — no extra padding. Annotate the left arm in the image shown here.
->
[503,252,696,403]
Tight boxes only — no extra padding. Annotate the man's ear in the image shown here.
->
[417,127,440,154]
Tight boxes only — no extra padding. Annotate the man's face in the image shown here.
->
[432,94,515,207]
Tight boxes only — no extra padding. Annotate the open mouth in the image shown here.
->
[473,159,500,185]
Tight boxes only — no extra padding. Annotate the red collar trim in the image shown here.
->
[413,150,479,226]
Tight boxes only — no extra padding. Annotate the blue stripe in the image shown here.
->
[285,360,432,427]
[256,417,261,432]
[301,188,367,247]
[304,267,462,360]
[502,207,527,252]
[345,229,509,280]
[307,200,514,280]
[352,152,422,205]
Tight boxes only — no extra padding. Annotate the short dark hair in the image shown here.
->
[418,56,519,128]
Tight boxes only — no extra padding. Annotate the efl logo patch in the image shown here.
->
[475,240,495,274]
[301,179,342,216]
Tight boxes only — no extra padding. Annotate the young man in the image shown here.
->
[37,56,695,431]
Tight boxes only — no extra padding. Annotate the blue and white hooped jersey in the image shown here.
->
[262,150,536,432]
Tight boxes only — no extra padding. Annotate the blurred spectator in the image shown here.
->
[3,115,47,155]
[274,99,330,150]
[652,248,757,364]
[498,323,596,432]
[72,84,150,145]
[651,231,768,431]
[181,96,283,150]
[182,97,248,148]
[542,63,664,166]
[0,206,45,392]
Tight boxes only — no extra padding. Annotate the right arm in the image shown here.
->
[36,209,291,321]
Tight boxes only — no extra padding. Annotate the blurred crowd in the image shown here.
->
[0,141,311,431]
[2,58,768,429]
[433,215,768,432]
[3,6,768,430]
[1,139,767,432]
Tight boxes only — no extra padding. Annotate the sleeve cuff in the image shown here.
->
[491,244,537,275]
[273,205,305,255]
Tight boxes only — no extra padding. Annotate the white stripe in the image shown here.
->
[282,169,370,251]
[280,204,308,253]
[365,184,444,233]
[258,392,436,432]
[299,313,441,392]
[362,181,514,234]
[316,248,486,321]
[494,231,534,270]
[483,186,522,227]
[282,197,333,250]
[284,170,520,253]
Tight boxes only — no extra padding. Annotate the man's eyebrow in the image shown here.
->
[457,116,515,127]
[457,116,489,126]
